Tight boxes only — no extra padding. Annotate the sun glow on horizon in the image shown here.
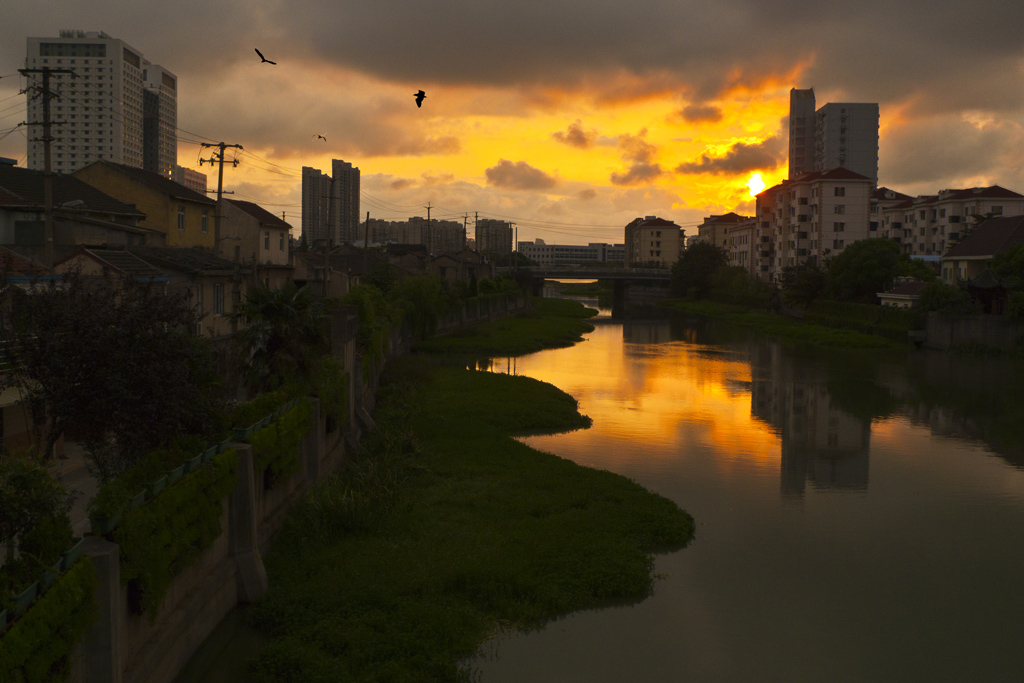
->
[747,172,766,196]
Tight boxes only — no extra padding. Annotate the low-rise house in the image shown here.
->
[74,160,217,249]
[696,212,752,251]
[941,215,1024,314]
[219,199,293,290]
[127,246,239,338]
[0,160,161,264]
[877,277,928,309]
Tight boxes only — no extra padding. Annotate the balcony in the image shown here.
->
[797,249,809,257]
[758,250,772,258]
[797,215,810,222]
[796,231,808,239]
[760,235,770,243]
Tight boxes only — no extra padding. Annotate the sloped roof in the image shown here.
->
[704,212,751,223]
[941,185,1024,201]
[0,245,50,275]
[638,217,679,228]
[0,163,144,216]
[879,280,928,297]
[78,161,215,205]
[794,168,872,183]
[873,187,912,202]
[57,247,165,279]
[944,215,1024,259]
[128,246,235,273]
[225,199,292,230]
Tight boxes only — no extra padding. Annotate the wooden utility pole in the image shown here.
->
[19,66,74,269]
[363,211,370,273]
[462,213,469,250]
[199,142,243,251]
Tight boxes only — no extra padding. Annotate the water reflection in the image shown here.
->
[472,309,1024,683]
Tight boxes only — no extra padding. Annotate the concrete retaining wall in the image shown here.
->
[924,312,1024,351]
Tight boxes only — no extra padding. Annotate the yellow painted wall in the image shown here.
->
[74,164,215,249]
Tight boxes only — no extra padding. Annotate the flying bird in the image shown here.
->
[255,48,276,65]
[414,90,426,108]
[314,134,327,141]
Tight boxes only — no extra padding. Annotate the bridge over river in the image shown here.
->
[497,266,674,314]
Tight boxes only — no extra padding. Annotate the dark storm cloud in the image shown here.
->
[611,129,664,186]
[485,160,558,190]
[675,136,785,175]
[552,120,598,148]
[679,104,723,123]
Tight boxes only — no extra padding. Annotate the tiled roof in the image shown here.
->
[943,215,1024,259]
[0,245,50,275]
[873,187,912,201]
[80,161,215,205]
[638,217,679,227]
[794,168,872,183]
[128,246,235,273]
[58,248,165,279]
[0,163,144,216]
[705,212,751,223]
[941,185,1024,201]
[880,280,928,297]
[225,199,292,230]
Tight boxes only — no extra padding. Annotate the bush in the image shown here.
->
[248,402,314,489]
[912,282,977,315]
[0,557,97,683]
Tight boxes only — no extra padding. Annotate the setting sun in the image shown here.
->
[747,172,766,197]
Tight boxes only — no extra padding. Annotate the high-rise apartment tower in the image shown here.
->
[788,88,878,186]
[301,160,360,246]
[25,31,177,176]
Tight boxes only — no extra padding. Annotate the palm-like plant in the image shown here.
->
[230,282,330,395]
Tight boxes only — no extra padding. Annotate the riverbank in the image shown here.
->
[414,296,599,356]
[243,299,694,682]
[659,298,903,349]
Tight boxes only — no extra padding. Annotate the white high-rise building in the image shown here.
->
[788,88,879,186]
[24,31,176,175]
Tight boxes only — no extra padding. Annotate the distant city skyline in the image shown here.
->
[3,3,1024,246]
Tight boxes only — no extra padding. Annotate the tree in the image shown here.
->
[671,242,730,298]
[779,262,829,308]
[231,281,331,395]
[0,456,72,565]
[6,270,225,478]
[895,253,938,282]
[912,281,976,315]
[991,244,1024,289]
[826,238,903,303]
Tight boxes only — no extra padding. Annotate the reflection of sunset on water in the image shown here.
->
[490,325,781,475]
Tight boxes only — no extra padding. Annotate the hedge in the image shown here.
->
[0,558,97,683]
[804,299,921,341]
[248,401,314,490]
[114,449,238,619]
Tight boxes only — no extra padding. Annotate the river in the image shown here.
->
[464,296,1024,682]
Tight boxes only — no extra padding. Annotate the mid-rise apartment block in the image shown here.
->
[755,168,873,281]
[366,217,466,255]
[475,219,513,257]
[624,216,683,267]
[696,212,753,250]
[25,31,176,176]
[517,239,625,266]
[171,164,207,194]
[724,217,757,272]
[878,185,1024,257]
[788,88,879,185]
[301,159,360,246]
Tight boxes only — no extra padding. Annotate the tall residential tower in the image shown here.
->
[301,160,360,246]
[788,88,879,186]
[25,31,177,176]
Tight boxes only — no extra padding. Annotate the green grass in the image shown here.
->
[415,297,598,356]
[660,298,902,349]
[248,358,694,682]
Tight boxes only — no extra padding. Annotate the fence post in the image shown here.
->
[230,443,267,602]
[82,537,123,683]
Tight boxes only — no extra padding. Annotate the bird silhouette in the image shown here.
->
[314,134,327,141]
[414,90,426,108]
[255,48,276,65]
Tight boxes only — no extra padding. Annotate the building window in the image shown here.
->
[279,232,285,250]
[214,283,224,315]
[833,222,845,232]
[201,210,209,233]
[992,206,1003,215]
[834,205,845,214]
[834,187,845,197]
[264,231,270,250]
[178,205,185,230]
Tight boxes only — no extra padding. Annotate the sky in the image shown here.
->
[2,0,1023,245]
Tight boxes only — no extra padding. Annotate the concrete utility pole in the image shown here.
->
[19,66,74,269]
[425,202,433,255]
[363,211,370,273]
[462,213,469,250]
[199,142,243,251]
